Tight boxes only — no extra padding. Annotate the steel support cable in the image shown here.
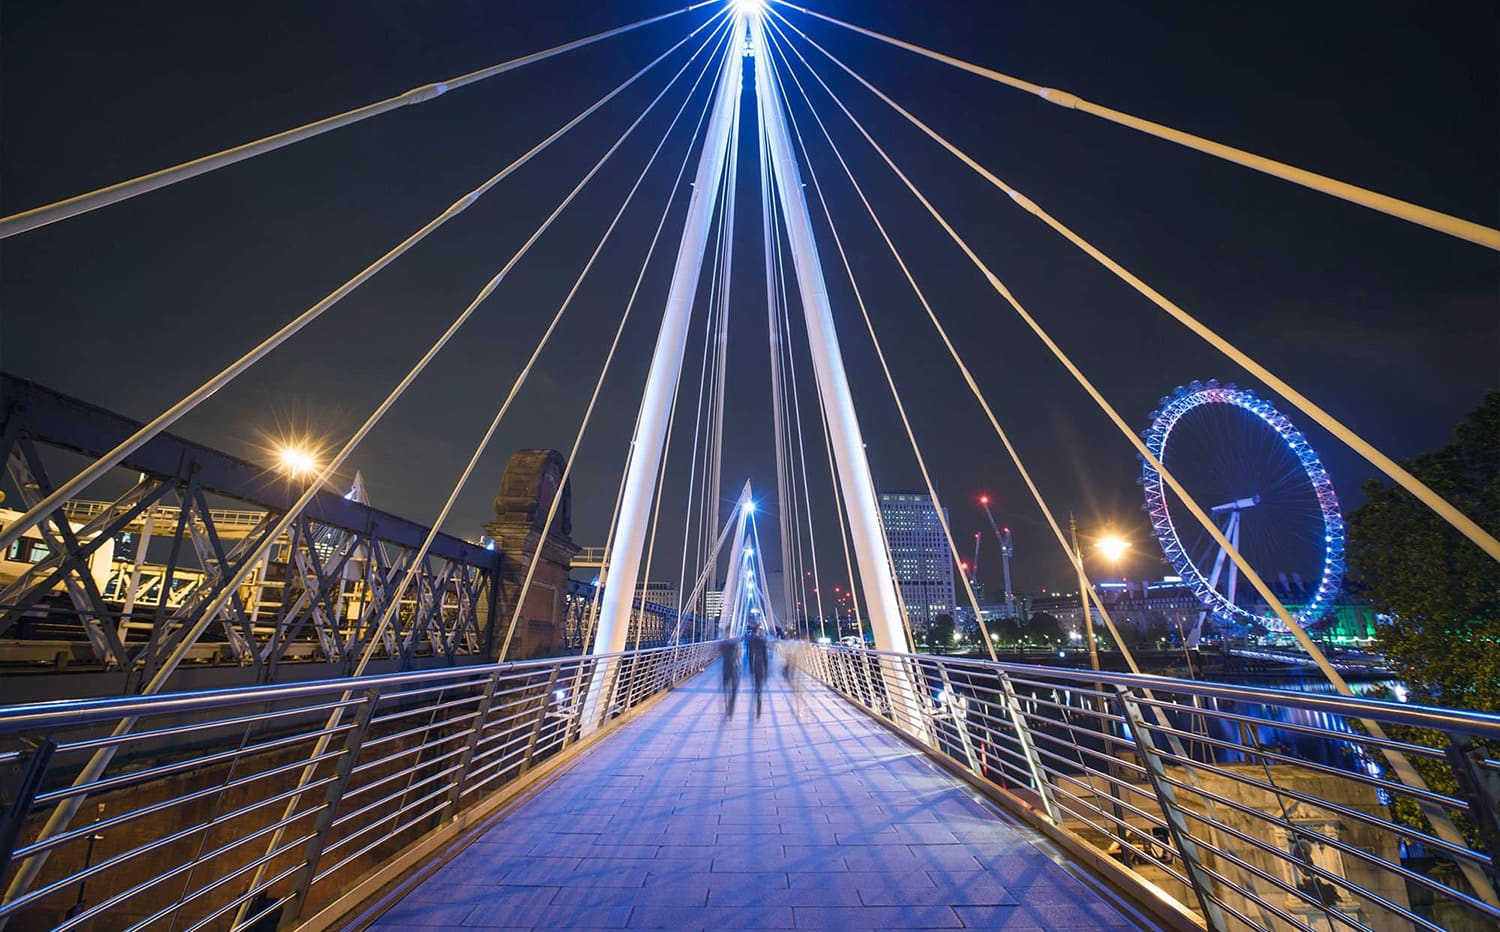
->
[774,256,812,640]
[673,236,722,638]
[769,171,816,642]
[707,157,736,549]
[765,2,1500,252]
[770,0,1241,744]
[765,156,829,642]
[758,106,799,640]
[692,179,733,617]
[682,157,737,637]
[799,273,878,652]
[703,89,743,632]
[763,105,910,656]
[0,9,731,559]
[767,19,1499,908]
[0,4,722,239]
[393,17,735,665]
[489,26,733,663]
[0,20,731,916]
[765,26,995,661]
[770,8,1500,565]
[636,320,698,650]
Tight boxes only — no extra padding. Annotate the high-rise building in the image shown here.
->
[878,492,956,630]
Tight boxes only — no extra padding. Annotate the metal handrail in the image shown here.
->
[802,645,1500,932]
[0,642,713,930]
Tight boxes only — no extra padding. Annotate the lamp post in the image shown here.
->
[1068,515,1130,672]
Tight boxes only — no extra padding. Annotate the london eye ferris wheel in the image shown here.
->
[1140,381,1345,638]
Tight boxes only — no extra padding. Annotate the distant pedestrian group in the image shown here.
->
[720,625,773,720]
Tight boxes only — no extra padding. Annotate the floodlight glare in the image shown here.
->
[277,446,318,478]
[734,0,765,16]
[1095,536,1131,563]
[743,500,755,514]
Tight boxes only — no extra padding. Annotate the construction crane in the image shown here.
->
[978,496,1015,618]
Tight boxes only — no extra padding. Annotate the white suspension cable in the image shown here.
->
[766,2,1500,252]
[0,4,722,239]
[765,25,995,660]
[0,8,732,558]
[706,117,739,549]
[771,10,1500,563]
[363,24,733,671]
[758,101,800,639]
[769,22,1494,897]
[228,40,730,914]
[765,159,828,642]
[770,13,1186,672]
[674,239,722,635]
[0,20,733,912]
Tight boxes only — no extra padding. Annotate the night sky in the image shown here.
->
[2,1,1496,603]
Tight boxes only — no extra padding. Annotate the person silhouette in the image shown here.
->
[747,626,769,718]
[718,636,741,718]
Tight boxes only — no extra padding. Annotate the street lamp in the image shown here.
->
[277,445,318,479]
[1069,516,1130,673]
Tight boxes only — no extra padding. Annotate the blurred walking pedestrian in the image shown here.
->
[719,636,741,718]
[748,626,769,718]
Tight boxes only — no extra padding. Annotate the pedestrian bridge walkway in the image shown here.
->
[1,644,1496,931]
[367,666,1143,930]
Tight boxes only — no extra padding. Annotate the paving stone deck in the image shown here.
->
[373,661,1145,930]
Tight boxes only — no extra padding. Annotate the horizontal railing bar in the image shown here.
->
[15,744,345,859]
[364,692,487,728]
[1129,695,1453,761]
[326,764,465,841]
[1139,720,1468,811]
[1153,757,1488,867]
[120,836,305,932]
[0,786,324,917]
[1192,852,1354,932]
[34,724,352,805]
[54,696,366,754]
[849,647,1500,738]
[346,727,470,780]
[337,748,468,813]
[187,860,305,932]
[1178,804,1456,931]
[0,646,679,734]
[314,797,454,884]
[1164,770,1499,889]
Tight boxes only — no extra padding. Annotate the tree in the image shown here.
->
[1346,392,1500,713]
[1026,611,1063,646]
[1345,393,1499,845]
[927,613,956,653]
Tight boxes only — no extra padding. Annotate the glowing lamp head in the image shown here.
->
[743,500,755,514]
[277,447,318,478]
[734,0,765,16]
[979,495,989,505]
[1095,535,1131,563]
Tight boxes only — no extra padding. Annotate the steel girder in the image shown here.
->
[0,374,500,677]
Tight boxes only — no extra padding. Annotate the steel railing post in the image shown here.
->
[934,662,982,774]
[1117,687,1228,932]
[441,671,504,820]
[277,689,380,929]
[997,672,1061,824]
[0,740,57,873]
[1444,732,1500,876]
[519,665,563,778]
